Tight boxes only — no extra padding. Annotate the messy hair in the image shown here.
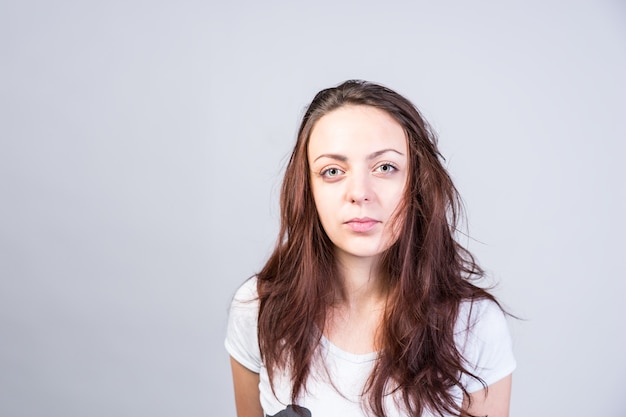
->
[257,80,496,417]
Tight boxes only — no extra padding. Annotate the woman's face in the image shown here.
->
[308,105,409,262]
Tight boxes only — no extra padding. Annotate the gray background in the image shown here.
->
[1,0,625,416]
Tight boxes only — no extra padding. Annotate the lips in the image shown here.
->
[344,217,380,233]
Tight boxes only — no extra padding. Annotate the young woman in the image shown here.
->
[225,80,516,417]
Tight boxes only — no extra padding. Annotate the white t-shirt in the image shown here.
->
[225,277,516,417]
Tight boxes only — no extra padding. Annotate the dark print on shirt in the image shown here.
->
[267,404,312,417]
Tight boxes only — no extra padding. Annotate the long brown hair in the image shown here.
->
[257,80,497,417]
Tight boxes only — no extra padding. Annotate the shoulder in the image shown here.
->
[227,276,260,327]
[455,297,516,393]
[455,297,508,338]
[225,277,262,372]
[231,276,259,307]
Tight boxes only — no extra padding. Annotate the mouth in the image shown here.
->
[344,217,380,233]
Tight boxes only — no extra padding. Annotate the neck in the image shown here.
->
[325,250,388,354]
[334,251,387,309]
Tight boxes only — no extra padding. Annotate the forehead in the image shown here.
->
[308,105,407,158]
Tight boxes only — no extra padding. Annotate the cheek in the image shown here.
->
[311,186,333,224]
[382,184,408,239]
[382,183,406,211]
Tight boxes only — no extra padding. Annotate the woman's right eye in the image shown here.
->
[320,167,344,178]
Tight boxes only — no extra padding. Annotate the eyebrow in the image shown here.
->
[313,148,404,163]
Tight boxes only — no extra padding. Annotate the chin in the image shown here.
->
[335,244,389,260]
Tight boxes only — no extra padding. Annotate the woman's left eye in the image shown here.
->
[375,163,397,174]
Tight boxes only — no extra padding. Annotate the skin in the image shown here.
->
[308,105,409,265]
[230,104,512,416]
[230,357,263,417]
[308,105,408,354]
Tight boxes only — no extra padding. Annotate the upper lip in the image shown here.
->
[344,217,379,223]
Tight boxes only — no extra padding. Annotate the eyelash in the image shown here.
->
[374,162,398,174]
[319,167,344,178]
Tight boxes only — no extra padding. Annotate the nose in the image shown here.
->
[346,172,372,204]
